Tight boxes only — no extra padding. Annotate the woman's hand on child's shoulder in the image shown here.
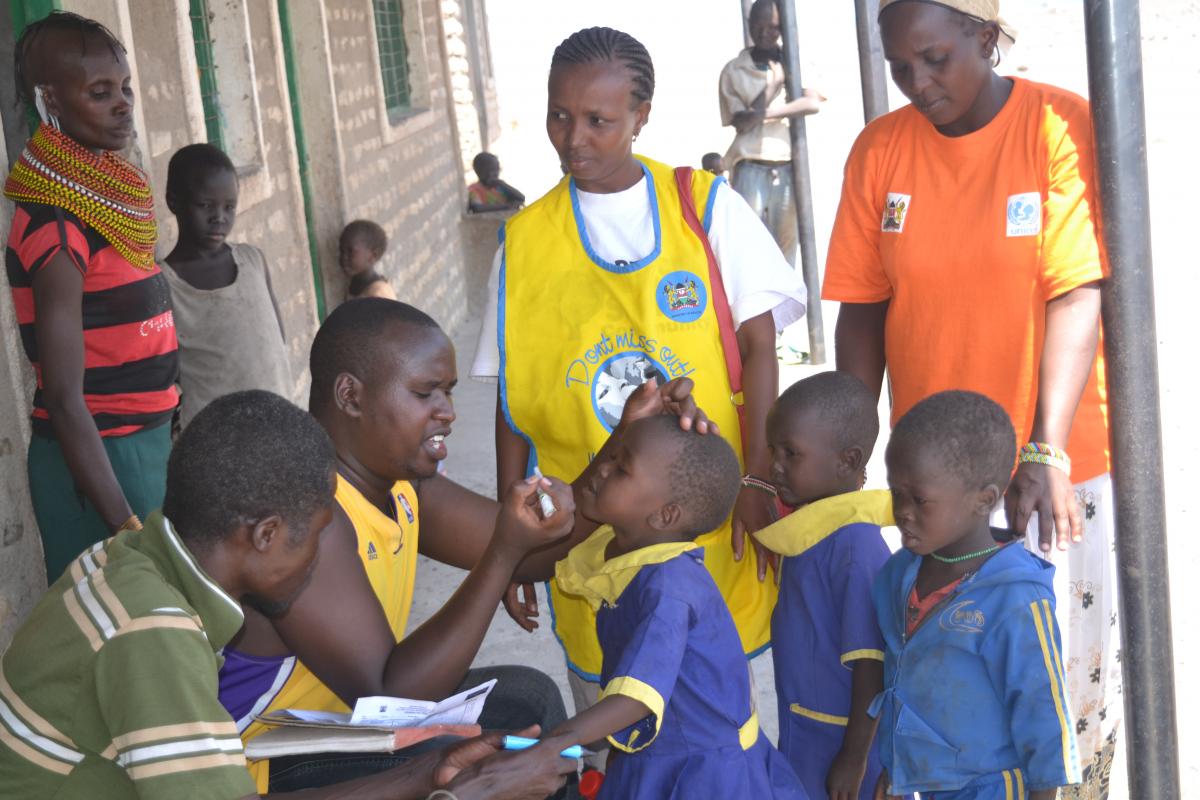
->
[617,377,718,436]
[732,490,780,582]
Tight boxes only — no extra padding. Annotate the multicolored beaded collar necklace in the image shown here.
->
[3,123,156,270]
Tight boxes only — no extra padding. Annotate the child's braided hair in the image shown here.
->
[550,27,655,106]
[13,11,126,109]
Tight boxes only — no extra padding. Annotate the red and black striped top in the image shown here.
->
[6,203,179,438]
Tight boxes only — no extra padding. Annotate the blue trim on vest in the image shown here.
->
[567,162,662,274]
[544,581,603,683]
[496,232,540,478]
[703,175,725,234]
[745,639,771,661]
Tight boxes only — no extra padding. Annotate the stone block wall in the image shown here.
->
[128,0,316,399]
[325,0,470,333]
[442,0,501,178]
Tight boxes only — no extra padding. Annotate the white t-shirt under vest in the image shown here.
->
[470,176,806,380]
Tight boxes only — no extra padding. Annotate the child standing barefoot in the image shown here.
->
[162,144,292,428]
[339,219,397,300]
[753,373,900,800]
[873,391,1080,799]
[547,415,805,799]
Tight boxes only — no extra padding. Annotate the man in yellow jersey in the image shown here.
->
[0,389,577,800]
[219,299,713,793]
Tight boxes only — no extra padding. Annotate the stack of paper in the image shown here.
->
[245,679,495,760]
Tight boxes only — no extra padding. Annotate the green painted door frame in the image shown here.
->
[10,0,59,33]
[276,0,328,321]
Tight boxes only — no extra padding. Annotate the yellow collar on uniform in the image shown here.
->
[753,489,893,557]
[555,525,699,611]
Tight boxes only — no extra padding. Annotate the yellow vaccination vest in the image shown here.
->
[500,156,776,679]
[243,475,421,790]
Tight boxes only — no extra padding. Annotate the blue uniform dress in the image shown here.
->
[556,526,806,799]
[771,498,893,799]
[755,490,900,800]
[870,541,1082,798]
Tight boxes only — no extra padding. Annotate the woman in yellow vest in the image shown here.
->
[470,26,807,766]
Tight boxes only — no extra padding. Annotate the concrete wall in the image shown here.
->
[0,136,44,654]
[321,0,471,332]
[460,208,510,315]
[0,0,496,645]
[127,0,316,397]
[443,0,501,176]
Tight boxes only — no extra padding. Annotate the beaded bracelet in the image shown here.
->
[741,474,778,496]
[1018,442,1072,478]
[116,514,143,534]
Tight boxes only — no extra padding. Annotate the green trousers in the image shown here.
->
[27,423,171,582]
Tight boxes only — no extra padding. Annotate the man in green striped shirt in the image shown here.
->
[0,390,576,799]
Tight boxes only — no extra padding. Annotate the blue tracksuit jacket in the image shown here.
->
[870,542,1082,796]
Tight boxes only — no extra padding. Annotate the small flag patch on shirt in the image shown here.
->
[881,193,911,233]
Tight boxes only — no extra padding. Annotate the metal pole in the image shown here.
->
[775,0,825,364]
[853,0,889,123]
[1083,1,1181,797]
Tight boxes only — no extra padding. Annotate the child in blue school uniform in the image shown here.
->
[752,372,898,800]
[550,414,805,799]
[873,391,1081,799]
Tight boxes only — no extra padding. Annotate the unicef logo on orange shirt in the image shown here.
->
[656,271,707,323]
[1006,192,1042,237]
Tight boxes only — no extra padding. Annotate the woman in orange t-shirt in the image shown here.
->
[823,1,1119,796]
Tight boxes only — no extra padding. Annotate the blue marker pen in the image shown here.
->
[501,734,588,759]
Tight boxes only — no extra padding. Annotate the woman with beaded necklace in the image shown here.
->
[5,12,179,582]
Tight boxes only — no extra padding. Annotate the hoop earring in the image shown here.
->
[34,86,60,130]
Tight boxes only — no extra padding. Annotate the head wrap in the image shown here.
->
[878,0,1017,47]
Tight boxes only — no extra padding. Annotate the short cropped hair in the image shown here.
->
[472,151,499,175]
[636,415,741,537]
[341,219,388,255]
[889,390,1016,489]
[701,152,722,171]
[775,371,880,456]
[165,143,236,199]
[163,390,335,548]
[749,0,778,24]
[308,298,441,413]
